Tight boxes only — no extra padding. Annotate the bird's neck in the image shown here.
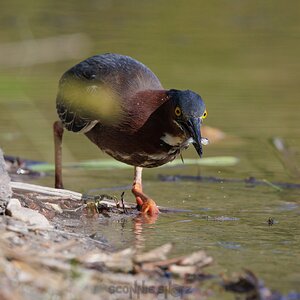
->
[120,89,170,131]
[135,90,185,140]
[134,89,170,108]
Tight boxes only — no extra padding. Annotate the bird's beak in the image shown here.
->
[186,117,203,157]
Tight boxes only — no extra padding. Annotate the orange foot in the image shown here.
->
[138,198,159,215]
[132,183,160,215]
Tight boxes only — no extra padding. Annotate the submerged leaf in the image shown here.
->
[29,156,239,172]
[165,156,239,167]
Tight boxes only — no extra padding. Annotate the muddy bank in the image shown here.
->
[0,183,295,300]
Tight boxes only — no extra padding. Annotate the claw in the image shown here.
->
[139,198,159,215]
[132,183,159,215]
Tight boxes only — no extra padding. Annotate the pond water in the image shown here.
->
[1,0,300,295]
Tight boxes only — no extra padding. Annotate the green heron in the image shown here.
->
[54,53,207,215]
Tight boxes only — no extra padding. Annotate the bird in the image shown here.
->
[53,53,207,215]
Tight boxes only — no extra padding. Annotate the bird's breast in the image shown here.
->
[85,119,192,168]
[160,132,186,147]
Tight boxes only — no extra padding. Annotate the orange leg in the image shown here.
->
[131,166,159,215]
[53,120,64,189]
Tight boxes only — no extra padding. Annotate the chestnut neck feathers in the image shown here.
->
[119,90,172,133]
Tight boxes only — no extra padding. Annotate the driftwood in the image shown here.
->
[11,182,82,201]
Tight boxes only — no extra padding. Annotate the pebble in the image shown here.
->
[6,198,51,228]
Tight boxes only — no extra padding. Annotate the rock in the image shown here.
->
[0,148,12,213]
[80,247,135,273]
[6,198,51,228]
[134,243,173,263]
[180,250,213,267]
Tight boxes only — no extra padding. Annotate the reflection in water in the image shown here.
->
[133,214,158,252]
[133,215,146,252]
[74,201,160,253]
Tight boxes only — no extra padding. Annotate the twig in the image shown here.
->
[120,192,127,214]
[272,137,300,178]
[262,179,283,192]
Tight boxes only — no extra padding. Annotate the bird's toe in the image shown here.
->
[139,198,159,215]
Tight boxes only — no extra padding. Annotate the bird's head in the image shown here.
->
[167,89,207,157]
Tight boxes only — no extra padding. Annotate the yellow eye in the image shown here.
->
[175,106,181,117]
[201,110,208,119]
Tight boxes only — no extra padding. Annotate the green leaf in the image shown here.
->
[29,156,239,172]
[166,156,239,167]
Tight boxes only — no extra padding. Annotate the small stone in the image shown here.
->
[6,198,51,228]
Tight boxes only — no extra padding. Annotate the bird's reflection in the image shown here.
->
[79,198,160,252]
[133,213,159,252]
